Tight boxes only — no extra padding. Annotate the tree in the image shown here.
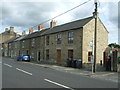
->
[108,43,120,48]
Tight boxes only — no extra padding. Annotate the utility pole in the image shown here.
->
[93,0,98,73]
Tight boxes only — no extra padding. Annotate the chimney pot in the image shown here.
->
[5,28,8,31]
[50,20,56,28]
[10,27,14,32]
[38,25,44,30]
[16,33,20,37]
[22,31,26,36]
[29,28,34,34]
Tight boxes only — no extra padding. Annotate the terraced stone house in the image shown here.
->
[7,16,108,65]
[1,27,20,56]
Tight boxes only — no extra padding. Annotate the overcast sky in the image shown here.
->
[0,0,119,44]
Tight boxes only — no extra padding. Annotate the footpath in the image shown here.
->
[27,61,118,83]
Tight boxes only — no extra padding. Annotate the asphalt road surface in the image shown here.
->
[2,57,118,89]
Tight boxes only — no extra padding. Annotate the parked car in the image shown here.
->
[17,55,30,62]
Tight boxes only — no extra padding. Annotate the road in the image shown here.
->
[2,57,118,89]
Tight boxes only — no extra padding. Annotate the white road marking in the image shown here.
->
[100,73,115,76]
[4,63,12,67]
[44,79,74,90]
[23,62,46,67]
[92,73,115,77]
[16,68,32,76]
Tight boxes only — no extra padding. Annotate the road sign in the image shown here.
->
[110,50,113,54]
[90,40,93,47]
[91,55,94,64]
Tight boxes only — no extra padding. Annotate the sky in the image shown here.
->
[0,0,119,44]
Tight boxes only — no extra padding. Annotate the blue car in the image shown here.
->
[17,55,30,62]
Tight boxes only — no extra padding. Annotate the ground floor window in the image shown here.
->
[68,49,73,58]
[31,51,35,59]
[14,51,17,56]
[88,51,92,62]
[46,49,49,60]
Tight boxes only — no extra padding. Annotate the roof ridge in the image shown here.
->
[52,16,94,28]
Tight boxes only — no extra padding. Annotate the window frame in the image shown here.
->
[22,40,25,48]
[57,33,62,44]
[88,51,92,62]
[31,38,35,47]
[46,36,50,45]
[68,32,74,43]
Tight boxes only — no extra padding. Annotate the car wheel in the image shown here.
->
[17,59,19,61]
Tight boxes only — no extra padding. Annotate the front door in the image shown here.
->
[38,51,40,61]
[19,50,20,55]
[26,50,29,55]
[57,49,61,63]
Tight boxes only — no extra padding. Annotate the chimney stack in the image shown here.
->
[29,28,34,34]
[22,31,26,36]
[50,20,56,28]
[5,28,8,32]
[16,33,20,37]
[38,25,44,30]
[10,27,14,32]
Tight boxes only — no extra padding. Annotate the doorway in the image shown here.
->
[19,50,20,55]
[26,50,29,55]
[37,51,41,62]
[56,49,61,63]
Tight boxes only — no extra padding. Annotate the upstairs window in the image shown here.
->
[46,36,50,45]
[57,34,62,44]
[31,38,35,47]
[68,32,73,43]
[15,43,17,48]
[9,44,11,49]
[22,40,25,48]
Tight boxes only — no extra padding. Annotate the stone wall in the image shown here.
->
[83,18,108,64]
[44,28,83,64]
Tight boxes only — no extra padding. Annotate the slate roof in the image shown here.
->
[14,35,28,41]
[21,28,49,40]
[42,16,93,35]
[20,16,93,40]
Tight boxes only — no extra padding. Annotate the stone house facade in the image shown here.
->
[41,16,108,64]
[15,29,49,62]
[7,16,108,65]
[1,27,20,56]
[8,35,27,58]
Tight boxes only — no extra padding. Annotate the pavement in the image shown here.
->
[2,57,119,88]
[23,59,119,83]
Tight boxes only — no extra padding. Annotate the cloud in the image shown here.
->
[1,1,119,44]
[1,1,94,31]
[97,2,118,44]
[2,2,58,27]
